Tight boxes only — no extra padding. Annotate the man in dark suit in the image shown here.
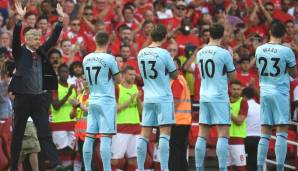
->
[9,1,67,171]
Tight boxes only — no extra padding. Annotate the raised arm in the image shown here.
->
[41,3,65,51]
[12,0,26,59]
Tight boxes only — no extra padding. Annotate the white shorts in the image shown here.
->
[52,131,76,150]
[111,133,138,159]
[227,144,246,166]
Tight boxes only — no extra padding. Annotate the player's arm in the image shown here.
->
[227,70,236,81]
[137,90,143,115]
[288,67,297,78]
[286,48,297,78]
[169,70,178,79]
[183,49,198,73]
[225,51,236,81]
[113,73,121,84]
[231,99,248,126]
[111,56,122,84]
[165,50,178,79]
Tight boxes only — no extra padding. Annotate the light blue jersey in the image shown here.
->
[255,43,296,96]
[196,45,235,102]
[137,47,176,103]
[83,52,120,103]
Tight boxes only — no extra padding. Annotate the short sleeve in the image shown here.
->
[293,86,298,101]
[110,56,120,75]
[224,51,235,73]
[286,48,296,68]
[164,50,176,73]
[239,99,248,117]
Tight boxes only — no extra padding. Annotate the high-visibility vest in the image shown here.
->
[171,74,192,125]
[51,83,76,123]
[117,84,140,124]
[229,97,246,138]
[74,91,89,141]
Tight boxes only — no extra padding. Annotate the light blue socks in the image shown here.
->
[195,136,206,171]
[136,136,148,170]
[100,137,112,171]
[216,137,229,171]
[83,137,95,171]
[159,134,170,171]
[257,134,270,171]
[275,132,288,171]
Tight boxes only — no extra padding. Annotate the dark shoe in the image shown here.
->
[53,164,69,171]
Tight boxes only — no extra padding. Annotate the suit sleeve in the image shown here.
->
[41,21,63,52]
[12,20,22,59]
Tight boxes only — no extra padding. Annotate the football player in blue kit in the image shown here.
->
[255,21,297,171]
[195,23,236,171]
[136,24,178,171]
[82,31,121,171]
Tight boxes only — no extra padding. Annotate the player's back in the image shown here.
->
[196,45,235,102]
[83,52,119,103]
[137,47,176,103]
[255,43,296,96]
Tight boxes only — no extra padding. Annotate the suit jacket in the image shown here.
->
[9,20,63,93]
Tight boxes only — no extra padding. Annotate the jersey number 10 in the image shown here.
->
[199,59,215,78]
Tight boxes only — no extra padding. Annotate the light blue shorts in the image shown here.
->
[199,102,231,125]
[260,94,290,126]
[86,102,116,134]
[142,102,175,127]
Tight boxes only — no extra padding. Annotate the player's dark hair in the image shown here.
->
[58,63,69,73]
[151,24,167,42]
[69,61,83,77]
[209,23,224,39]
[238,57,250,64]
[36,15,48,24]
[95,31,109,46]
[143,20,153,27]
[270,20,286,38]
[123,65,135,73]
[242,87,254,99]
[48,48,62,58]
[230,80,241,86]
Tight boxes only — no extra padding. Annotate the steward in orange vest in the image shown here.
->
[169,59,192,171]
[171,74,192,125]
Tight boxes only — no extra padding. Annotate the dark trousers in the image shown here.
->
[10,93,60,171]
[169,125,191,171]
[245,136,260,171]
